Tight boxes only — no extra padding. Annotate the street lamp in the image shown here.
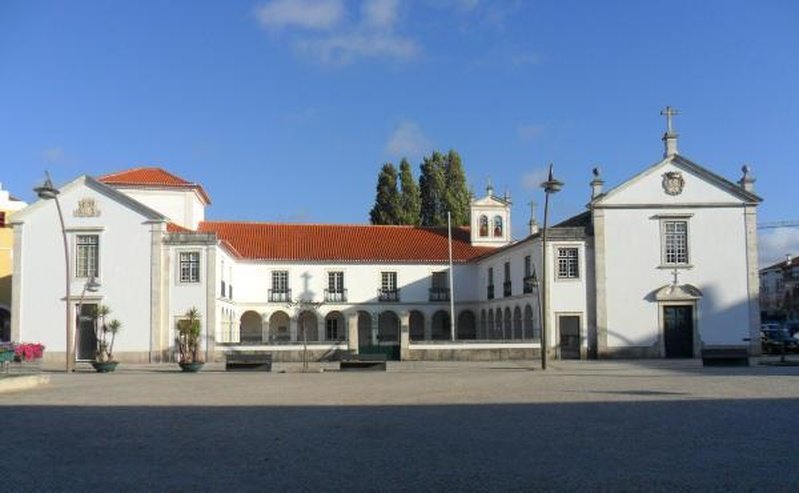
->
[33,171,74,373]
[539,164,563,370]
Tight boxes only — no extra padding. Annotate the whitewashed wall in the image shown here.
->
[115,188,205,230]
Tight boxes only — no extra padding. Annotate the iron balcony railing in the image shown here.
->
[487,284,495,300]
[378,288,401,302]
[429,287,451,302]
[503,281,512,297]
[324,289,348,303]
[268,289,292,303]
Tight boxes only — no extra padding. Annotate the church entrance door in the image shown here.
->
[558,315,581,359]
[76,303,98,361]
[664,305,694,358]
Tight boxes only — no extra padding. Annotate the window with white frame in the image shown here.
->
[432,271,448,289]
[76,234,99,278]
[326,317,340,340]
[556,247,579,279]
[179,251,200,283]
[663,220,689,265]
[328,271,344,293]
[272,271,289,292]
[381,271,397,292]
[524,255,532,278]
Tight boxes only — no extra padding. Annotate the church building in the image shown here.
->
[10,115,762,363]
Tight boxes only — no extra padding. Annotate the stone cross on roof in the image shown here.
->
[660,106,679,134]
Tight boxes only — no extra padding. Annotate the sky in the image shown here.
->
[1,0,798,266]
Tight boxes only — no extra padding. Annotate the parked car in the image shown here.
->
[761,327,799,354]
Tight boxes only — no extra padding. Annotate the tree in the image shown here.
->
[369,163,401,225]
[443,149,470,226]
[419,151,447,226]
[397,158,421,225]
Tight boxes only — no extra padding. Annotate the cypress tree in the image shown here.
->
[369,163,401,225]
[443,149,471,226]
[419,151,447,226]
[397,158,421,225]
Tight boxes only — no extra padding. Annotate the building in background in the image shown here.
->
[0,183,27,341]
[760,255,799,323]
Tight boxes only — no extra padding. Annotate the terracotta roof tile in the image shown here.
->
[166,222,194,233]
[98,167,211,204]
[197,222,494,262]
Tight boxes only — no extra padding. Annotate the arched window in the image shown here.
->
[479,215,489,237]
[493,216,503,237]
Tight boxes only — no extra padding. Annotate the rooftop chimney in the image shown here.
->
[528,201,539,235]
[660,106,679,157]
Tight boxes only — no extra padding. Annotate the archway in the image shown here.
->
[431,310,450,340]
[297,310,319,342]
[457,310,476,340]
[325,311,345,341]
[269,311,290,342]
[239,311,263,343]
[0,307,10,342]
[487,310,495,340]
[495,308,503,339]
[480,309,487,339]
[513,306,523,339]
[524,304,535,340]
[504,307,512,339]
[378,311,400,343]
[409,310,425,341]
[358,311,372,348]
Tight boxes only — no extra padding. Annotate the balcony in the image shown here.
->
[429,287,450,302]
[378,288,400,302]
[324,289,347,303]
[523,276,535,294]
[487,284,495,300]
[268,289,292,303]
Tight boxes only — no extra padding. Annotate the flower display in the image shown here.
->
[14,343,45,361]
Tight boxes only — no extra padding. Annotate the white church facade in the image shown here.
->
[10,122,762,363]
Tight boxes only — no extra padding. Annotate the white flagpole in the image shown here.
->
[448,211,456,341]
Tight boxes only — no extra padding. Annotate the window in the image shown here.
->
[432,271,448,289]
[381,271,397,291]
[273,271,289,292]
[663,220,689,265]
[503,261,512,297]
[326,271,346,302]
[504,262,511,282]
[221,280,226,297]
[493,216,503,237]
[179,251,200,283]
[479,215,488,237]
[430,271,449,301]
[487,267,495,299]
[0,211,6,228]
[524,255,532,278]
[326,317,340,340]
[76,235,99,278]
[557,248,579,279]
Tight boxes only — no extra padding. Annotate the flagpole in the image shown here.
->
[448,211,456,341]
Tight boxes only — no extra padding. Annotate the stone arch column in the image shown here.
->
[400,311,410,360]
[347,311,359,353]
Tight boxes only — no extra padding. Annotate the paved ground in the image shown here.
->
[2,359,799,492]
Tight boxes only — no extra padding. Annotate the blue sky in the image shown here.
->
[1,0,798,264]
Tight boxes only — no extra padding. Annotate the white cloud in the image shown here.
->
[41,147,65,164]
[517,124,545,141]
[362,0,400,28]
[299,32,418,64]
[385,121,432,158]
[759,228,799,267]
[522,168,548,191]
[254,0,344,31]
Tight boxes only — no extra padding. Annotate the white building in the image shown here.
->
[11,122,762,363]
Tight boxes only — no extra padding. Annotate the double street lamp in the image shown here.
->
[537,164,563,370]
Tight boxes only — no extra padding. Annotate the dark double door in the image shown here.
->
[664,305,694,358]
[77,303,98,360]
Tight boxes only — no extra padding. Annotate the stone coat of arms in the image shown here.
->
[662,171,685,196]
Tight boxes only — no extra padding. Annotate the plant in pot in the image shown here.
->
[91,305,122,373]
[176,307,204,372]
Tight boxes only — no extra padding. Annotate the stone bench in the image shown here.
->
[340,353,388,372]
[225,352,273,371]
[701,347,750,367]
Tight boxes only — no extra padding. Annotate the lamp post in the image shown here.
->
[76,276,101,362]
[539,164,563,370]
[34,172,74,373]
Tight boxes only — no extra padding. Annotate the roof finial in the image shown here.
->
[528,201,539,235]
[660,106,679,157]
[486,177,494,197]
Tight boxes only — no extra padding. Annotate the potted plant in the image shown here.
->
[91,305,122,373]
[176,307,204,372]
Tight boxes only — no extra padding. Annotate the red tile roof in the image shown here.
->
[98,167,211,204]
[166,222,193,233]
[196,222,494,262]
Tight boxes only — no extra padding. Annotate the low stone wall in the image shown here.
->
[598,346,662,359]
[408,347,539,361]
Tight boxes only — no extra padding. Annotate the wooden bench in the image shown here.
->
[340,353,388,371]
[225,352,273,371]
[701,347,750,367]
